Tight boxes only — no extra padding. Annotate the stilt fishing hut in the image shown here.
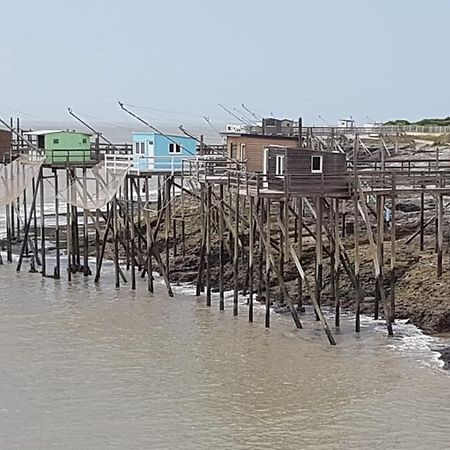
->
[263,146,350,196]
[132,132,196,173]
[25,130,93,164]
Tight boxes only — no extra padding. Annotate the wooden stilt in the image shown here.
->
[39,169,46,277]
[265,199,271,328]
[206,183,212,306]
[233,190,240,316]
[248,196,254,322]
[334,199,341,327]
[54,170,61,279]
[315,197,323,321]
[219,183,225,311]
[390,174,396,322]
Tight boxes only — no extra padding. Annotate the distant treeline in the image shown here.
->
[384,117,450,127]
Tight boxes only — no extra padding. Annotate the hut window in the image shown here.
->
[275,155,285,175]
[240,144,246,161]
[53,138,59,144]
[82,138,87,144]
[135,142,145,154]
[169,143,181,154]
[311,155,323,173]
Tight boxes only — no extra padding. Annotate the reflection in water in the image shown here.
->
[0,263,448,449]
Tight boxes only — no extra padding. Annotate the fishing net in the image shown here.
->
[0,155,44,207]
[56,161,130,210]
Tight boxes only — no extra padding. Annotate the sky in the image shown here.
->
[0,0,449,137]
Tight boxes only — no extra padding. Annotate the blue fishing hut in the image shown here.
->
[132,132,196,172]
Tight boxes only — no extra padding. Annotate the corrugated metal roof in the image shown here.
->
[24,130,63,136]
[25,130,91,136]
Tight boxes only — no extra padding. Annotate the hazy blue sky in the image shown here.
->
[0,0,449,131]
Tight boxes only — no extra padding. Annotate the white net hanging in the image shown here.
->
[56,161,129,210]
[0,155,44,207]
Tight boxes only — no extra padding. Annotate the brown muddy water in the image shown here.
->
[0,261,449,450]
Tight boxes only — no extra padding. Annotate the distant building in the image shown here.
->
[262,118,296,136]
[225,124,247,134]
[0,129,12,162]
[227,134,299,172]
[337,119,355,128]
[25,130,92,163]
[132,132,196,172]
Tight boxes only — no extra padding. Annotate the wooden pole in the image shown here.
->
[354,137,361,332]
[54,170,61,279]
[82,168,90,276]
[437,192,444,278]
[39,168,46,277]
[315,197,323,320]
[265,199,271,328]
[297,197,303,311]
[206,183,212,306]
[233,189,240,316]
[334,199,341,327]
[248,196,254,322]
[130,176,136,290]
[219,183,225,311]
[390,174,396,322]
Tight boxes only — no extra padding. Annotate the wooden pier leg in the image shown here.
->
[248,196,255,322]
[334,199,341,327]
[137,177,142,263]
[354,179,361,332]
[375,195,385,320]
[39,168,46,277]
[233,190,240,316]
[23,182,28,256]
[172,179,177,258]
[390,175,396,322]
[437,192,443,278]
[278,200,285,305]
[32,178,38,264]
[130,177,136,290]
[54,170,61,279]
[164,176,171,281]
[180,173,186,258]
[66,170,72,281]
[297,197,303,311]
[206,183,212,306]
[420,191,425,251]
[124,176,130,271]
[315,197,323,321]
[113,196,120,289]
[82,168,90,276]
[195,186,206,296]
[257,199,264,307]
[219,184,225,311]
[265,199,271,328]
[95,176,100,275]
[146,209,154,293]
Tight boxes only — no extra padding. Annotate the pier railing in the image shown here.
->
[105,154,197,174]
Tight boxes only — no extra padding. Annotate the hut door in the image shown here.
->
[263,148,269,188]
[275,155,285,176]
[147,140,154,170]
